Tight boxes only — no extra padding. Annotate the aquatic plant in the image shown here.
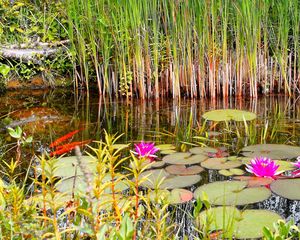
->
[245,157,280,178]
[133,141,159,162]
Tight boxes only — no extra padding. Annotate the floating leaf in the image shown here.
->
[162,152,191,164]
[56,175,129,195]
[202,109,256,122]
[229,168,244,175]
[47,155,96,178]
[196,207,282,239]
[163,152,208,165]
[234,210,282,239]
[160,149,177,155]
[274,160,295,172]
[233,176,273,188]
[139,169,201,189]
[194,181,271,205]
[156,144,176,150]
[165,165,204,175]
[241,144,300,159]
[189,147,218,155]
[270,179,300,200]
[201,158,243,170]
[218,168,245,177]
[218,169,233,176]
[149,188,193,204]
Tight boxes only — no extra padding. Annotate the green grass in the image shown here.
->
[63,0,299,99]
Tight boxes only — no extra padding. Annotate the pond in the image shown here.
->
[1,89,300,239]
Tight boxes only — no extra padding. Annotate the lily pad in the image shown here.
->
[275,160,295,172]
[234,210,282,239]
[56,175,129,195]
[160,149,177,155]
[233,176,274,188]
[149,188,193,204]
[165,165,204,175]
[202,109,257,122]
[196,207,282,239]
[189,147,218,155]
[229,168,244,175]
[47,155,97,178]
[139,169,201,189]
[270,179,300,200]
[156,144,176,150]
[241,144,300,159]
[162,152,191,164]
[163,152,208,165]
[194,181,271,205]
[201,158,243,170]
[218,168,244,177]
[218,169,233,176]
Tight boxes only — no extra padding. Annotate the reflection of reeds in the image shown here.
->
[65,0,299,99]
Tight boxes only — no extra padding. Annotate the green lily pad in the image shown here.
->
[139,169,201,189]
[156,144,176,150]
[201,158,243,170]
[241,144,300,159]
[47,155,97,178]
[56,175,129,195]
[149,188,193,204]
[194,181,271,205]
[274,160,295,172]
[218,169,233,176]
[270,179,300,200]
[229,168,245,175]
[203,109,257,122]
[218,168,245,177]
[165,165,204,175]
[234,210,282,239]
[160,149,177,155]
[163,152,208,165]
[162,152,191,164]
[196,207,282,239]
[189,147,218,155]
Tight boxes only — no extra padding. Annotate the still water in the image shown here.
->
[1,89,300,237]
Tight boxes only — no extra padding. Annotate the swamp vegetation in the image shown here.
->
[0,0,299,99]
[0,0,300,239]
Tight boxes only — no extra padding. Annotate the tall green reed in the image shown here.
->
[65,0,299,99]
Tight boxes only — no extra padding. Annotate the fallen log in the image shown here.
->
[0,40,70,64]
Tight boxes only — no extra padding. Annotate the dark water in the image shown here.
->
[1,89,300,237]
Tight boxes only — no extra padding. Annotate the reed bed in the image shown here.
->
[65,0,300,99]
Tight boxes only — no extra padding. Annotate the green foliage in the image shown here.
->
[0,0,67,44]
[263,220,300,240]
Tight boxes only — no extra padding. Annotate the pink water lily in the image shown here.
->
[245,157,280,178]
[133,141,159,162]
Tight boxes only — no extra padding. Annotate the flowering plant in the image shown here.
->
[133,141,159,162]
[245,157,280,178]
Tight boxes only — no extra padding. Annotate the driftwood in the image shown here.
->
[0,40,70,64]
